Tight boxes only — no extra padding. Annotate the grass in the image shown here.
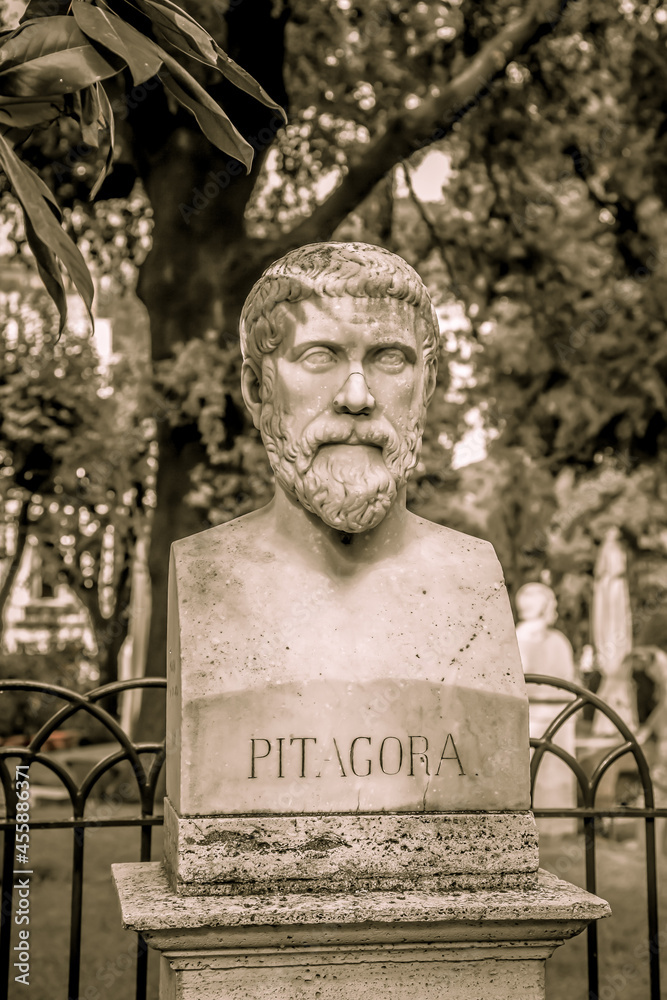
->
[4,804,666,1000]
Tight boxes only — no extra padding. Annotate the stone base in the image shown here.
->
[164,797,539,895]
[113,863,610,1000]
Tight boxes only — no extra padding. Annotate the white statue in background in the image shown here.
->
[515,582,577,835]
[592,527,636,735]
[515,582,576,684]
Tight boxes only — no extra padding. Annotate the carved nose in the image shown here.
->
[333,371,376,415]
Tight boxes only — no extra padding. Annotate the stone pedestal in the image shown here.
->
[113,863,610,1000]
[164,799,540,895]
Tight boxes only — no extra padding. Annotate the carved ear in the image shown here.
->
[423,356,437,407]
[241,359,263,429]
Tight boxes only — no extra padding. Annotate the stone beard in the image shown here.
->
[258,356,425,534]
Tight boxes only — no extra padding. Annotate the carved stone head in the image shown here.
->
[240,242,440,533]
[515,582,558,627]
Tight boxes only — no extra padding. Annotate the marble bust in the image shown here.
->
[113,241,607,1000]
[165,244,532,892]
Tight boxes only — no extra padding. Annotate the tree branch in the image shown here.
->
[401,159,466,303]
[283,0,573,247]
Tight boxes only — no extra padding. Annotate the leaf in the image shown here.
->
[89,83,115,200]
[0,133,94,332]
[0,97,64,129]
[73,85,102,147]
[211,41,287,124]
[19,0,71,21]
[1,17,86,71]
[0,18,125,97]
[22,212,68,331]
[158,49,253,169]
[72,1,164,86]
[135,0,219,63]
[135,0,286,121]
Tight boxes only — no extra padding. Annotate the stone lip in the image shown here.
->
[164,802,540,895]
[171,872,538,897]
[113,862,610,939]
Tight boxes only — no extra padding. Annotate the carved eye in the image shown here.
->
[375,348,407,370]
[301,348,337,370]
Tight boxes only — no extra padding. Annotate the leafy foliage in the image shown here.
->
[154,335,274,524]
[0,284,153,682]
[364,0,667,648]
[0,0,285,330]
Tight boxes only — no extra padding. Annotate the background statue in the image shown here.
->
[515,582,576,683]
[516,581,577,835]
[592,527,636,735]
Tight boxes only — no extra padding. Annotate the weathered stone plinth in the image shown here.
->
[164,798,539,895]
[113,863,610,1000]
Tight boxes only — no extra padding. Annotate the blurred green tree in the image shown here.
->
[0,286,152,685]
[380,0,667,652]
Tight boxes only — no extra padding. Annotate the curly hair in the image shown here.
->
[240,242,440,369]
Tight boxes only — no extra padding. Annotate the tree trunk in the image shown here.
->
[134,1,289,740]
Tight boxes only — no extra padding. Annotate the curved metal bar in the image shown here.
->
[78,746,165,816]
[31,704,141,767]
[0,683,165,785]
[536,695,587,742]
[529,738,595,808]
[85,678,167,701]
[525,674,641,742]
[589,742,649,804]
[525,674,655,806]
[78,749,149,815]
[10,686,152,781]
[5,679,167,749]
[0,750,79,808]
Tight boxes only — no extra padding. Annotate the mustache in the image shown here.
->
[293,417,401,474]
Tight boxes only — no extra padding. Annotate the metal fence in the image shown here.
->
[526,672,665,1000]
[0,678,166,1000]
[0,675,663,999]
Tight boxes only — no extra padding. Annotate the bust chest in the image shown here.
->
[167,524,529,816]
[180,553,495,685]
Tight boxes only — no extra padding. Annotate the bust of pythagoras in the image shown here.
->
[167,242,530,823]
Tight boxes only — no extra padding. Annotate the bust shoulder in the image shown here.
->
[171,507,272,568]
[407,513,504,578]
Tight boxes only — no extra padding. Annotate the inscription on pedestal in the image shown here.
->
[249,734,466,778]
[175,679,527,814]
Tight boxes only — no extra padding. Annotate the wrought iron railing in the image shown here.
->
[0,674,662,999]
[526,673,665,1000]
[0,678,166,1000]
